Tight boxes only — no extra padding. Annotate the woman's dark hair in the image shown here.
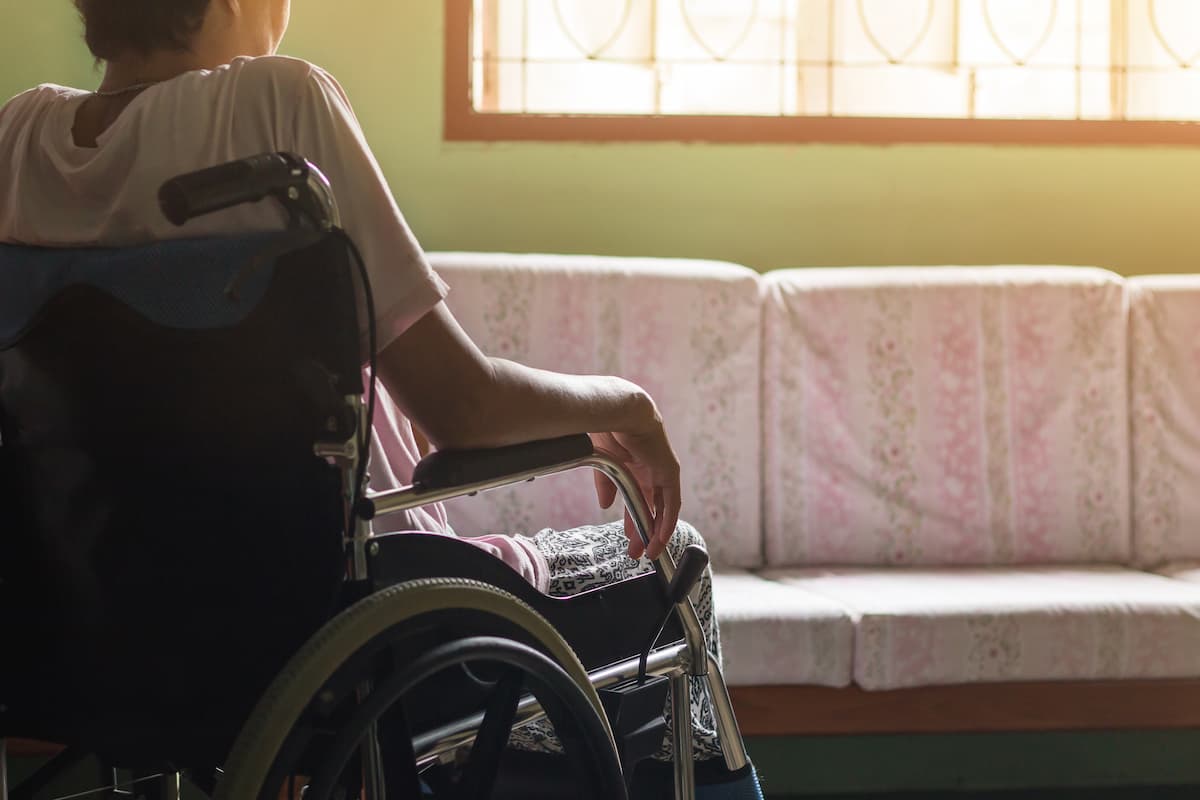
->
[74,0,212,60]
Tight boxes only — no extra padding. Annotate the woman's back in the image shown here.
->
[0,56,311,246]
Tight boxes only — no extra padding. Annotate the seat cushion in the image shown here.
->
[1128,276,1200,567]
[429,252,764,569]
[712,571,854,687]
[1155,562,1200,583]
[761,566,1200,690]
[762,266,1130,567]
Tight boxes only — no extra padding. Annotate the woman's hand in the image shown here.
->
[590,392,681,562]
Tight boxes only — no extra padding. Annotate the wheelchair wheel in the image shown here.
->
[215,578,627,800]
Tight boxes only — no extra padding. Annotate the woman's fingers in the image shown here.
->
[596,426,681,562]
[590,432,632,511]
[645,487,667,559]
[593,469,617,510]
[590,431,633,461]
[623,507,645,560]
[659,485,682,557]
[645,485,681,560]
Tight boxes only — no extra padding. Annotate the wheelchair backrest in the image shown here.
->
[0,230,361,759]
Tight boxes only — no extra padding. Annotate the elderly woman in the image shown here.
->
[0,1,763,796]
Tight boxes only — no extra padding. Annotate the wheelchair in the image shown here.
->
[0,153,750,799]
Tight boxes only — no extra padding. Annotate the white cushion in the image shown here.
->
[1155,561,1200,583]
[1128,276,1200,566]
[429,252,764,568]
[761,566,1200,690]
[712,571,854,687]
[762,266,1130,567]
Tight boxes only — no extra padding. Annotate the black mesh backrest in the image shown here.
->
[0,231,361,763]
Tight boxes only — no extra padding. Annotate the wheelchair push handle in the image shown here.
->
[665,545,709,606]
[159,152,339,229]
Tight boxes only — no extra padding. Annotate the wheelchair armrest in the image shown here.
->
[411,434,594,491]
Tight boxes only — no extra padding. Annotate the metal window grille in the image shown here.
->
[471,0,1200,121]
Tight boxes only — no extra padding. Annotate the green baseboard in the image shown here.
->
[747,730,1200,796]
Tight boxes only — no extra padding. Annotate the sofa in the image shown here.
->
[429,252,1200,737]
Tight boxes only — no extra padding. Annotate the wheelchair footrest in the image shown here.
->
[599,675,671,786]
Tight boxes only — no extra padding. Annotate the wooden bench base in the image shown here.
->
[730,680,1200,736]
[12,680,1200,762]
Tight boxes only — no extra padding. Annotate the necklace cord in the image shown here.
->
[93,80,161,97]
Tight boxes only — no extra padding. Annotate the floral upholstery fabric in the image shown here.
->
[762,267,1130,567]
[712,571,854,686]
[762,566,1200,690]
[428,252,764,569]
[1128,276,1200,567]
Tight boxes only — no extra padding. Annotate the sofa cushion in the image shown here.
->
[712,571,854,687]
[762,267,1129,567]
[429,252,764,569]
[1128,276,1200,567]
[1155,562,1200,584]
[761,566,1200,690]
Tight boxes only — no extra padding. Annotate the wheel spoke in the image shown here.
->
[454,667,523,800]
[379,704,424,800]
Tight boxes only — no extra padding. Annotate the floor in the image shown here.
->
[772,789,1200,799]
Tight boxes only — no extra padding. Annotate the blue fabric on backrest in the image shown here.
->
[0,231,310,348]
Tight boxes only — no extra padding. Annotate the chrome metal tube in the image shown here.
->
[328,395,372,582]
[703,652,749,771]
[586,455,710,676]
[414,644,688,766]
[671,674,696,800]
[159,772,181,800]
[352,397,375,581]
[362,725,384,800]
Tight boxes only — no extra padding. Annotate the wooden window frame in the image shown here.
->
[444,0,1200,146]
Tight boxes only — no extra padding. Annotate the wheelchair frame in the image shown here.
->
[367,447,750,794]
[0,154,748,800]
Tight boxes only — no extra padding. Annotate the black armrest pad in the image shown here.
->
[411,433,594,491]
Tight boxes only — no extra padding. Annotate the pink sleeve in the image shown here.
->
[288,65,448,350]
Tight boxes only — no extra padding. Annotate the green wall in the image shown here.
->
[5,0,1199,275]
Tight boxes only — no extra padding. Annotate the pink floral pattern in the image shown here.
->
[926,292,987,562]
[801,295,855,563]
[1129,277,1200,566]
[1069,282,1125,560]
[1007,287,1058,560]
[767,566,1200,689]
[429,253,764,568]
[981,294,1015,561]
[763,286,854,564]
[867,290,921,563]
[764,268,1130,567]
[712,572,854,687]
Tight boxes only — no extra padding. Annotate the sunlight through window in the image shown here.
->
[470,0,1200,121]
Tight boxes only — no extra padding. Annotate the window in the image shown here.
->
[444,0,1200,143]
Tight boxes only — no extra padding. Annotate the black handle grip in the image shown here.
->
[666,545,710,605]
[158,153,304,226]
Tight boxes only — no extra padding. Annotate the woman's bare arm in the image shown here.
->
[378,303,680,560]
